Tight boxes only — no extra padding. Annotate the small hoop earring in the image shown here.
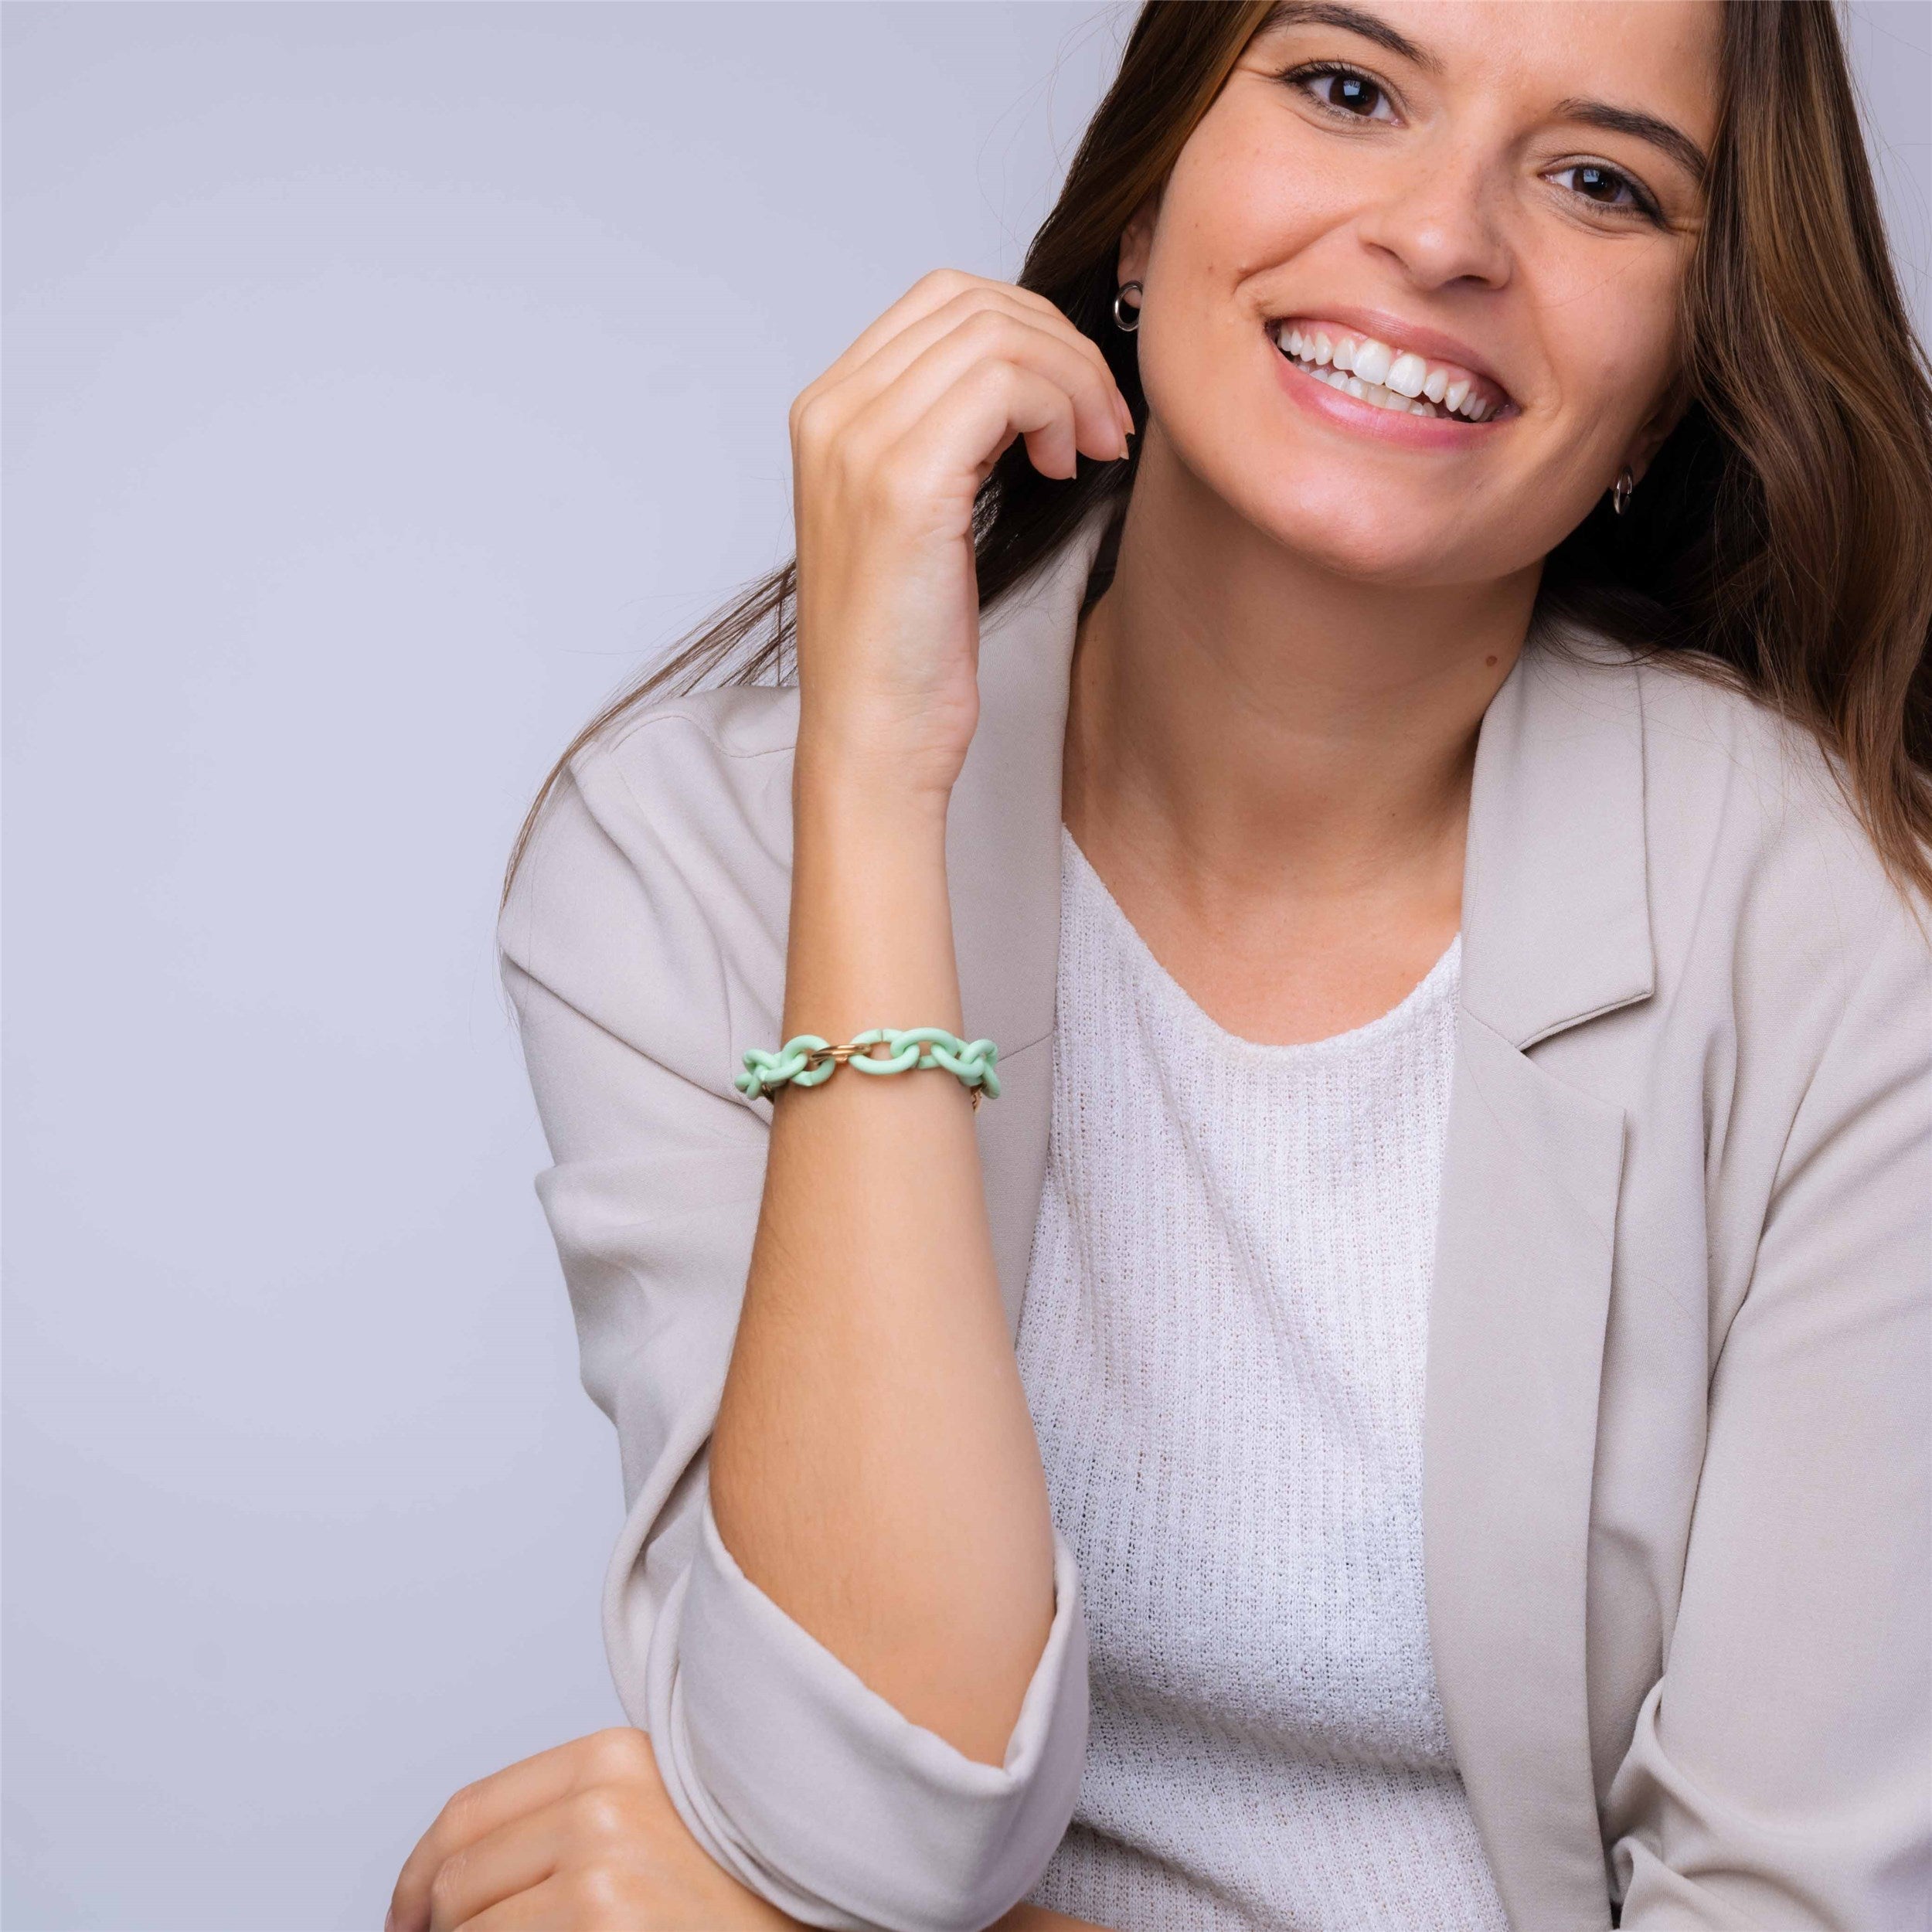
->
[1113,281,1143,333]
[1611,465,1635,516]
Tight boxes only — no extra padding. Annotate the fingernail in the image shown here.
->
[384,1910,395,1932]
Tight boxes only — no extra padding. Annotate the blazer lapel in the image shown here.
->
[1424,621,1653,1931]
[947,508,1114,1337]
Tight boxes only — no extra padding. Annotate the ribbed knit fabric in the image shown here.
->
[1015,824,1511,1932]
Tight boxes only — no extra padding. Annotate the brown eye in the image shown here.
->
[1573,164,1629,203]
[1325,73,1382,115]
[1293,64,1397,123]
[1546,159,1665,225]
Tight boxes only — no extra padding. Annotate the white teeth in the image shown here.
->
[1383,353,1430,398]
[1349,373,1426,415]
[1385,350,1427,397]
[1352,338,1394,386]
[1273,320,1502,422]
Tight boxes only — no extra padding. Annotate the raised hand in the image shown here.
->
[787,267,1132,806]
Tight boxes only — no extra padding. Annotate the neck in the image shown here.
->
[1063,427,1539,914]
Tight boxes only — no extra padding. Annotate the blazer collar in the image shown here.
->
[1460,604,1655,1048]
[947,502,1655,1077]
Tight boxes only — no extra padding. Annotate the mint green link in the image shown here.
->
[734,1026,1001,1103]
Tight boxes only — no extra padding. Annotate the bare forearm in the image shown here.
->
[708,757,1057,1767]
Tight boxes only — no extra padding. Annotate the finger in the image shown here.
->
[832,282,1121,419]
[450,1863,798,1932]
[450,1873,722,1932]
[835,311,1128,484]
[444,1871,570,1932]
[390,1756,567,1932]
[814,269,1081,395]
[390,1731,656,1932]
[828,283,1121,429]
[423,1800,566,1932]
[878,357,1093,497]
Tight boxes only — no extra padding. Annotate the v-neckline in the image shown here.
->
[1059,820,1461,1062]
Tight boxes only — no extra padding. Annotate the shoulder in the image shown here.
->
[573,679,802,819]
[504,680,801,955]
[496,682,800,1089]
[1563,638,1932,1154]
[1621,644,1927,970]
[1515,618,1927,1136]
[1529,616,1923,961]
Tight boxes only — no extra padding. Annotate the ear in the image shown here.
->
[1115,188,1162,290]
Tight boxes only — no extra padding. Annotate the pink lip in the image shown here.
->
[1271,304,1515,403]
[1270,339,1502,449]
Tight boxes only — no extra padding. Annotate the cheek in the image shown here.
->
[1145,111,1356,327]
[1496,306,1681,554]
[1536,247,1685,450]
[1134,138,1358,467]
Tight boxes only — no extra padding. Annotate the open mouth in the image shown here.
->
[1268,319,1510,423]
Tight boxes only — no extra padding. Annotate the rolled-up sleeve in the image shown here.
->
[497,724,1090,1932]
[662,1495,1088,1929]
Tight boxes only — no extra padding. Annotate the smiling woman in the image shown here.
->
[395,4,1930,1930]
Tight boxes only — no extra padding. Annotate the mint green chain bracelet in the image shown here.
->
[736,1026,1002,1110]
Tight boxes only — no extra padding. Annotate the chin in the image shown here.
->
[1241,479,1464,587]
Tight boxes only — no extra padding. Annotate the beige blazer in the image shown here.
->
[498,504,1932,1932]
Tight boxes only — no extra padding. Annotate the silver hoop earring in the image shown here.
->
[1113,281,1143,333]
[1611,466,1635,516]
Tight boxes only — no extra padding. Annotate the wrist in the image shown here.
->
[793,697,966,817]
[784,768,961,1042]
[794,742,953,834]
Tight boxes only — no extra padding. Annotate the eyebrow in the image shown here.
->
[1554,99,1709,183]
[1258,5,1710,187]
[1257,2,1438,74]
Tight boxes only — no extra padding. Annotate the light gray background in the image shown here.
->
[3,5,1926,1929]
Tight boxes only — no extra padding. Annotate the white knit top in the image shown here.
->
[1014,824,1511,1932]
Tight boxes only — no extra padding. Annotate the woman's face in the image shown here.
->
[1120,0,1719,587]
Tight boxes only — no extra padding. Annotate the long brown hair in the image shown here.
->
[502,0,1932,910]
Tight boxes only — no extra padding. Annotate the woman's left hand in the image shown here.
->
[386,1726,803,1930]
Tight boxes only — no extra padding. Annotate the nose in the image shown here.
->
[1352,138,1513,293]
